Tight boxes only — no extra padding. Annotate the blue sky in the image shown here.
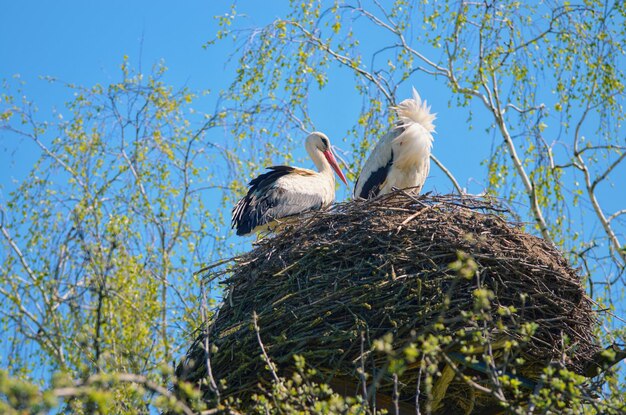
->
[0,0,494,202]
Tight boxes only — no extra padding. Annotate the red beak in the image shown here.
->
[323,149,348,185]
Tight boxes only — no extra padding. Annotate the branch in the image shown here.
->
[488,72,552,243]
[1,124,86,189]
[0,207,39,285]
[431,154,463,195]
[285,21,394,105]
[607,209,626,224]
[252,311,280,384]
[572,104,626,267]
[0,205,57,331]
[51,373,196,415]
[591,150,626,192]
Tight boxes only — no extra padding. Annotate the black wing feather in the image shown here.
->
[354,125,404,199]
[246,165,294,188]
[232,166,317,236]
[355,153,394,199]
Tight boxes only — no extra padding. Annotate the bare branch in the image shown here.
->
[591,150,626,192]
[252,311,280,383]
[488,72,552,243]
[286,21,394,105]
[431,154,463,195]
[608,209,626,224]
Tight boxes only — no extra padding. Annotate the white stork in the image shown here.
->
[353,88,435,199]
[232,132,348,236]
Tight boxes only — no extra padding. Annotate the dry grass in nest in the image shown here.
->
[176,191,601,414]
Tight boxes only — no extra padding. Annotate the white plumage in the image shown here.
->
[232,132,348,236]
[354,88,435,199]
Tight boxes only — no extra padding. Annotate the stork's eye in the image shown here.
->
[320,137,329,150]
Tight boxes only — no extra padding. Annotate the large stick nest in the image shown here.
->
[177,192,601,414]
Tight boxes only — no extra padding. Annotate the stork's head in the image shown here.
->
[306,132,348,185]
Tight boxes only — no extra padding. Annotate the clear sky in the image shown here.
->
[0,0,494,202]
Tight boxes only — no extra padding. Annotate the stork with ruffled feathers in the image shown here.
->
[232,132,348,236]
[354,88,435,199]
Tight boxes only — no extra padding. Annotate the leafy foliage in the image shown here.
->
[1,0,625,413]
[1,60,226,412]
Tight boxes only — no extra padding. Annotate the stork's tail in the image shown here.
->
[393,87,436,133]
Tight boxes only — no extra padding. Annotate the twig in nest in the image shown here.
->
[253,311,280,383]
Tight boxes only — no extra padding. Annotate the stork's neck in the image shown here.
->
[307,146,334,176]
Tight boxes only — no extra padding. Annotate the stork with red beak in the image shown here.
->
[354,88,435,199]
[232,132,348,236]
